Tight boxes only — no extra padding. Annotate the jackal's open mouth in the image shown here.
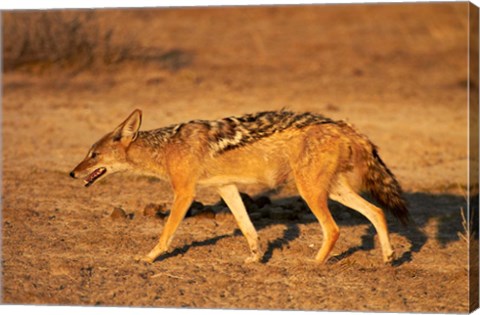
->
[84,167,106,187]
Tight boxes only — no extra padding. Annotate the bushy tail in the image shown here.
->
[364,146,410,225]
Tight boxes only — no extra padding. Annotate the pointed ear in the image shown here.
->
[112,109,142,145]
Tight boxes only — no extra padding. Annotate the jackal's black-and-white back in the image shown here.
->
[142,110,335,154]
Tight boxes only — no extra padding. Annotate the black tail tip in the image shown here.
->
[392,202,411,226]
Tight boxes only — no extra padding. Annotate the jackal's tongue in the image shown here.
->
[84,167,106,187]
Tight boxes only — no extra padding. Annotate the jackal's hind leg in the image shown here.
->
[299,188,340,263]
[291,138,341,264]
[218,184,261,263]
[330,177,395,263]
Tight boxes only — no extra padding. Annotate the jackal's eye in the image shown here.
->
[91,152,98,159]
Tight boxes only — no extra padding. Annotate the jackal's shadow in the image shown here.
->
[265,191,468,266]
[278,192,468,266]
[152,191,470,266]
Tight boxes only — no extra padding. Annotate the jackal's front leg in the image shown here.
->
[136,193,194,264]
[218,184,261,263]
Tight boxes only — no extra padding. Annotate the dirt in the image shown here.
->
[1,3,476,313]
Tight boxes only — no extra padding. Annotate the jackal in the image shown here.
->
[70,109,409,264]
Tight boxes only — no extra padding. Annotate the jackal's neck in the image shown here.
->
[125,131,170,179]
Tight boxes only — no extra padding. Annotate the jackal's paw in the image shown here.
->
[383,251,395,264]
[244,253,261,264]
[134,255,154,265]
[306,257,330,265]
[305,258,320,264]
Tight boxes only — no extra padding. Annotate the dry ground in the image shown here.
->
[1,3,476,313]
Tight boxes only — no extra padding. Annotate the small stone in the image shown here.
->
[111,207,127,220]
[143,203,169,218]
[143,204,158,217]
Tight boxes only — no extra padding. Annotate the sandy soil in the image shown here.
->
[1,3,476,313]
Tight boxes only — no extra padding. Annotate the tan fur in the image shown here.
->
[70,109,408,264]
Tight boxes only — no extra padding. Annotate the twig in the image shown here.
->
[150,272,185,280]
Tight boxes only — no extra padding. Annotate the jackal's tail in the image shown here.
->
[364,146,410,225]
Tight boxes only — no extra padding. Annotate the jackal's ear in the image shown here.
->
[113,109,142,145]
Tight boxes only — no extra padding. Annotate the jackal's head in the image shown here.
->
[69,109,142,187]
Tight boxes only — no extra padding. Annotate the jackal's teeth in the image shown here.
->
[84,167,107,187]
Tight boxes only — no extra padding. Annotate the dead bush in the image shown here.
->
[3,10,135,71]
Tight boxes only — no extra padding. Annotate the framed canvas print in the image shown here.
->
[1,0,479,313]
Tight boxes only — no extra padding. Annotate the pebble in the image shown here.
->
[143,203,169,218]
[110,207,127,220]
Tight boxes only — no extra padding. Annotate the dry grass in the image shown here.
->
[4,11,120,70]
[456,182,477,244]
[3,10,192,73]
[458,207,475,243]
